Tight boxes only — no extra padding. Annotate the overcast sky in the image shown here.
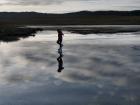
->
[0,0,140,13]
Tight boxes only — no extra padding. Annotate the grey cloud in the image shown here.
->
[6,0,92,5]
[5,0,140,5]
[0,0,140,12]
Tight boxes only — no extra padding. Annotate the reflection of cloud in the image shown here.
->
[0,37,140,88]
[0,42,56,85]
[5,73,31,83]
[0,31,140,104]
[113,78,127,86]
[56,44,140,88]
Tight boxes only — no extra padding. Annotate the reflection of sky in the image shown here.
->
[0,0,140,13]
[0,30,140,104]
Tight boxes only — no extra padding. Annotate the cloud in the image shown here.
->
[1,0,92,5]
[0,0,140,13]
[2,0,139,6]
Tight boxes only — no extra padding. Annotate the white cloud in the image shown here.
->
[1,0,92,5]
[0,0,139,13]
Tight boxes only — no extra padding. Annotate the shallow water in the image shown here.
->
[0,29,140,105]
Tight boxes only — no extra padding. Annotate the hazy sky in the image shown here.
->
[0,0,140,13]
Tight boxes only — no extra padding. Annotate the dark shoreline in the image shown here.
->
[28,25,140,34]
[67,27,140,34]
[0,25,140,42]
[0,26,43,42]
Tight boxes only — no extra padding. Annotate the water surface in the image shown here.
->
[0,28,140,105]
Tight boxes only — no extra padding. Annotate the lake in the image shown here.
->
[0,26,140,105]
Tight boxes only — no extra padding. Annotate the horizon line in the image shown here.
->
[0,10,140,14]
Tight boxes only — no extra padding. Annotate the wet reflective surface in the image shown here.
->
[0,29,140,105]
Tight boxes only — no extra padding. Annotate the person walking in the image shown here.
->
[57,29,64,46]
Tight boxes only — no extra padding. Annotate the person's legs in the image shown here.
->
[57,37,63,47]
[59,38,62,44]
[57,37,61,44]
[57,40,59,44]
[57,37,62,44]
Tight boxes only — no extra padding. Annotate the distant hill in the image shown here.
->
[0,10,140,25]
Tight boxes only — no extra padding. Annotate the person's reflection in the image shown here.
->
[57,45,64,73]
[57,29,64,73]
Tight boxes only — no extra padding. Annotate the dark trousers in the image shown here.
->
[57,37,62,44]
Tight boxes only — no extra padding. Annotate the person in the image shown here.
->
[57,29,64,45]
